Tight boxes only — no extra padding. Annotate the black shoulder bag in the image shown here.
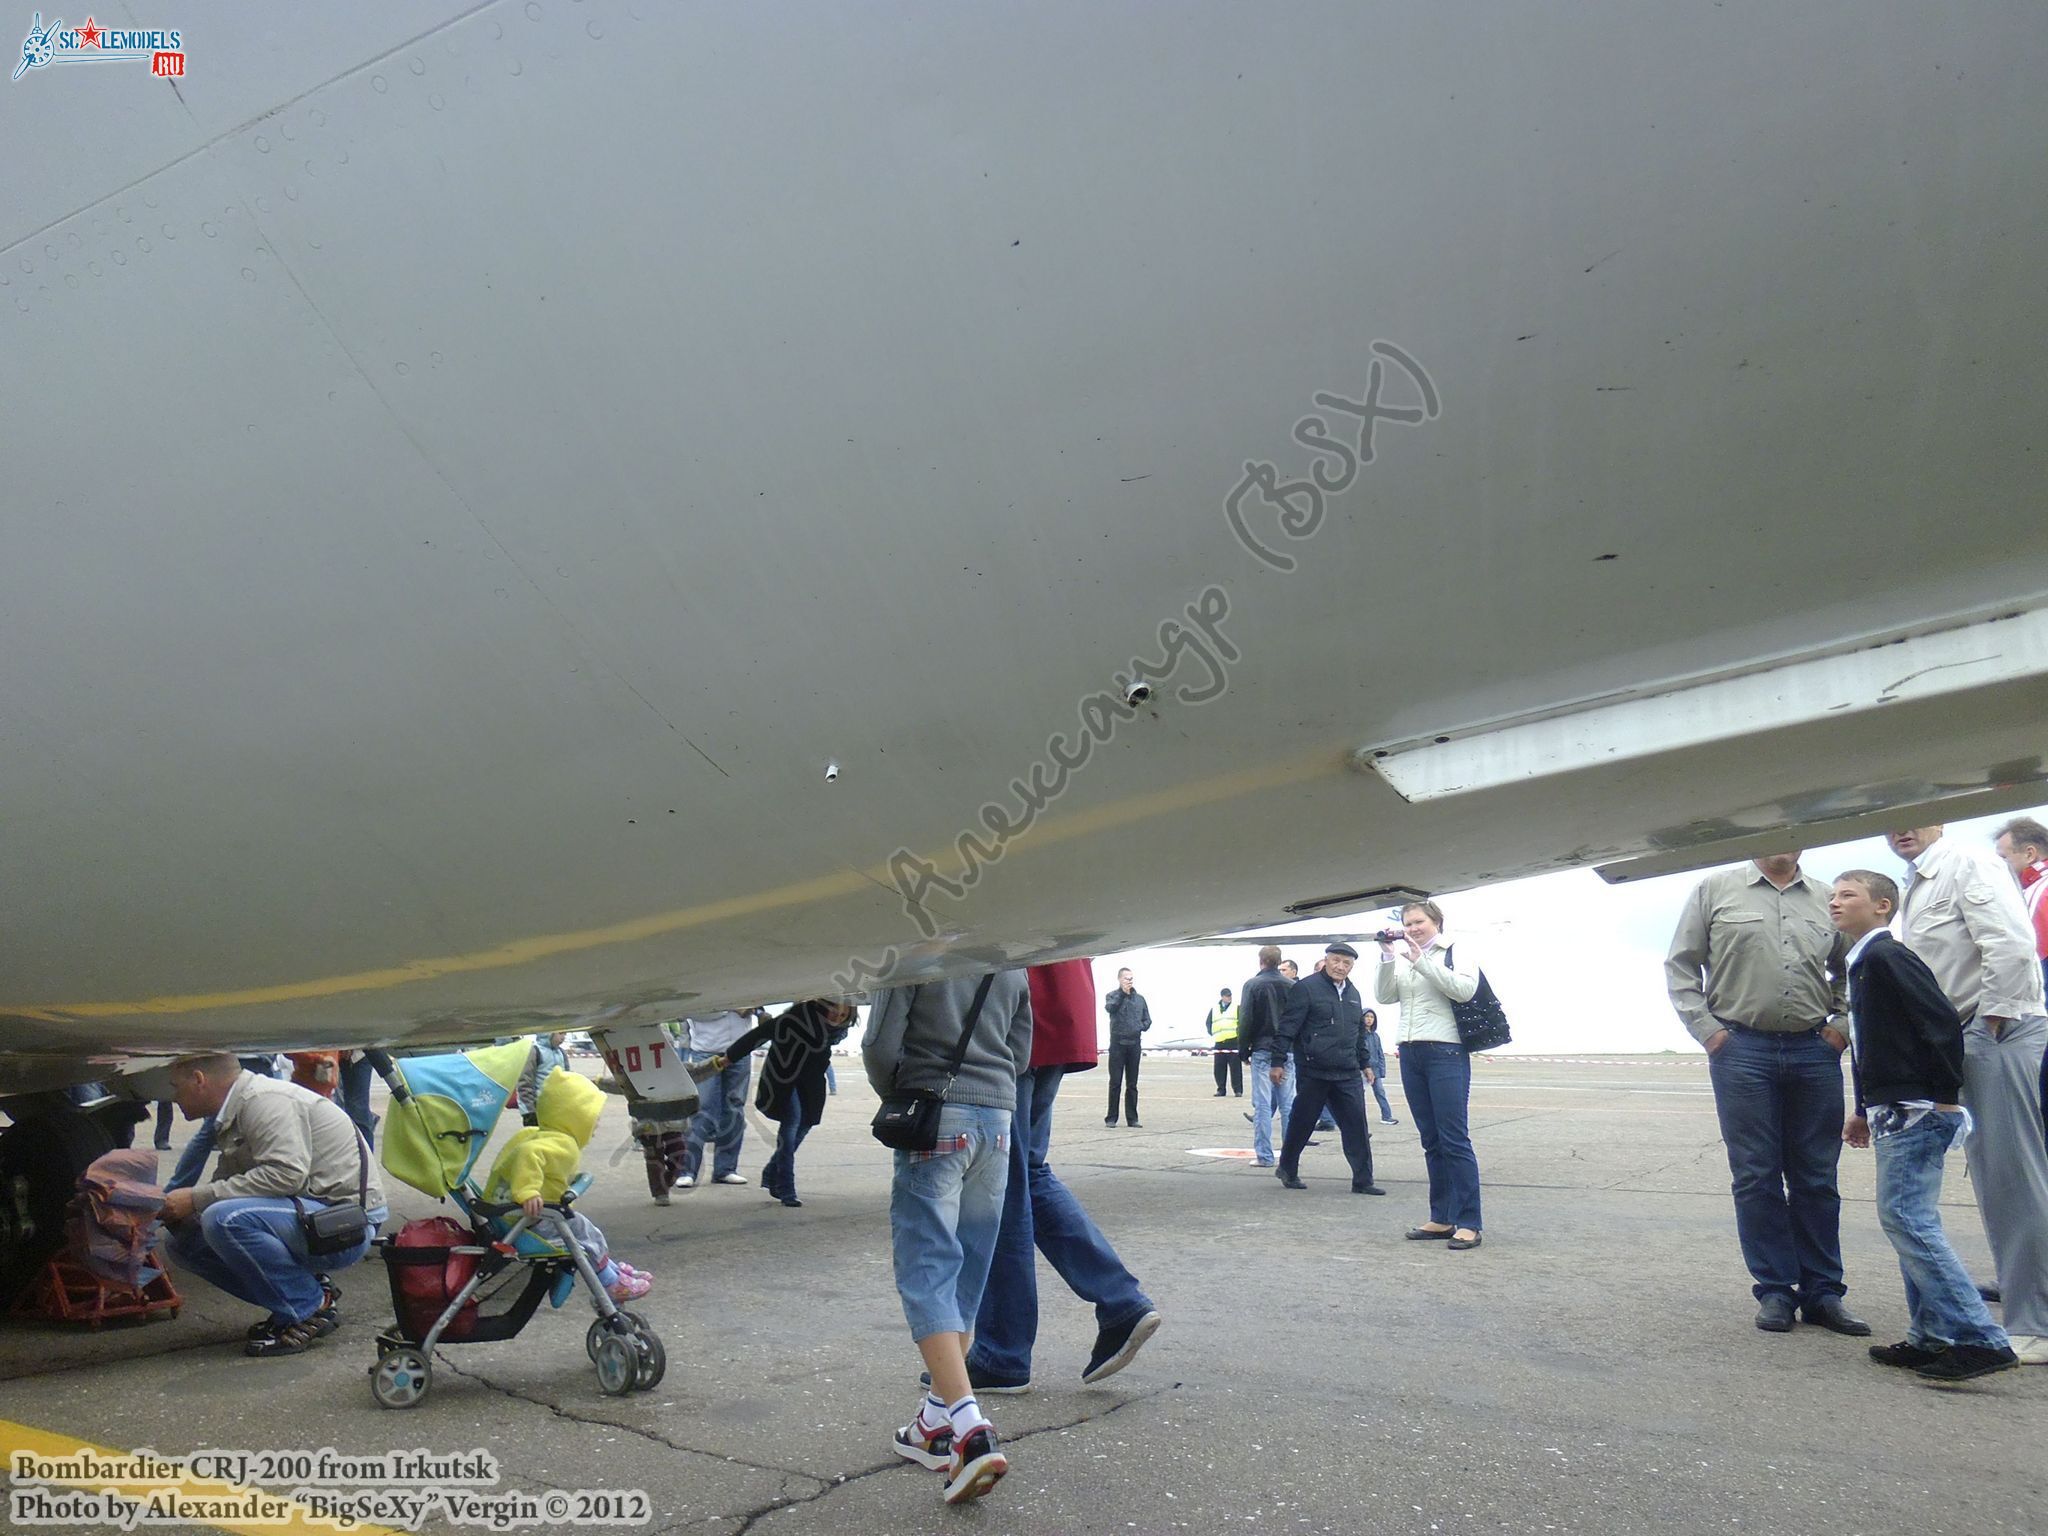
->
[870,975,997,1152]
[1442,944,1512,1054]
[294,1114,374,1255]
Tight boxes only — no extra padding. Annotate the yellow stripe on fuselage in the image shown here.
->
[10,747,1339,1021]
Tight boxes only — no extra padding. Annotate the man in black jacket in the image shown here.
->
[1831,870,2020,1384]
[1103,969,1151,1127]
[1239,947,1295,1166]
[1270,943,1383,1194]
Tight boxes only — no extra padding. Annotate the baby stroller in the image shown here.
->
[365,1040,664,1408]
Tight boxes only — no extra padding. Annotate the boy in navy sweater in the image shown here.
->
[1830,870,2018,1385]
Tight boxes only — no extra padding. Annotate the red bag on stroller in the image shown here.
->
[389,1217,480,1341]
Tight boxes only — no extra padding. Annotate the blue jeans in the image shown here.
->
[1875,1110,2009,1351]
[1401,1041,1483,1231]
[166,1117,218,1193]
[890,1103,1010,1341]
[339,1055,379,1148]
[682,1051,751,1180]
[971,1066,1153,1377]
[165,1197,385,1321]
[1247,1050,1295,1165]
[1705,1027,1846,1302]
[762,1115,810,1200]
[1369,1073,1395,1121]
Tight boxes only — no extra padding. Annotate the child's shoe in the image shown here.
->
[606,1270,652,1302]
[891,1416,953,1471]
[942,1423,1007,1504]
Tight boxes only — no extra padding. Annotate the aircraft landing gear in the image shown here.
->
[0,1100,120,1305]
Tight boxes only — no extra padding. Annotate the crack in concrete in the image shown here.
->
[433,1354,831,1488]
[725,1381,1179,1536]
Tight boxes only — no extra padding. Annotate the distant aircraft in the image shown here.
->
[4,4,2044,1296]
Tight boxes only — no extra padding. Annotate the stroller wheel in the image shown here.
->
[370,1347,431,1409]
[594,1335,637,1396]
[588,1309,645,1363]
[630,1324,665,1392]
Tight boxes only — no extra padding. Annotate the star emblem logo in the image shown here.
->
[76,17,102,48]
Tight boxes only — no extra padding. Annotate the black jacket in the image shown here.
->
[1274,971,1369,1080]
[1237,968,1289,1056]
[1104,988,1152,1045]
[1847,931,1966,1111]
[727,1002,852,1130]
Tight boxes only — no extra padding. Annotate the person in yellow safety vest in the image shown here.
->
[1206,988,1244,1098]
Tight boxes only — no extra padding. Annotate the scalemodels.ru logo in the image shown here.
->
[14,12,185,81]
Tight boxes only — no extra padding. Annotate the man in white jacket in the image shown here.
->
[1888,826,2048,1364]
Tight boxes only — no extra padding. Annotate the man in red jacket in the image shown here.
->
[952,959,1162,1392]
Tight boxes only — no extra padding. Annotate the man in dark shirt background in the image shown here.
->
[1103,968,1151,1127]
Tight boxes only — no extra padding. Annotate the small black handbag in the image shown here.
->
[870,975,996,1152]
[1443,944,1512,1054]
[293,1120,374,1255]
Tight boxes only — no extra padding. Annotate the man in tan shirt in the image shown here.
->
[1666,854,1865,1336]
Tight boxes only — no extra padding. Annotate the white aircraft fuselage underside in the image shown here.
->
[3,4,2045,1090]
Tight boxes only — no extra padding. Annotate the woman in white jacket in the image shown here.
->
[1375,900,1485,1249]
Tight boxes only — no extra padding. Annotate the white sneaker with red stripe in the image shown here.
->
[892,1416,954,1471]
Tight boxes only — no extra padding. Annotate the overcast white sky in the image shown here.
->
[1096,804,2047,1057]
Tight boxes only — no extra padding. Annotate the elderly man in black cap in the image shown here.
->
[1270,942,1384,1194]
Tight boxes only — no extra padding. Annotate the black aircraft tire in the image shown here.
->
[0,1108,117,1305]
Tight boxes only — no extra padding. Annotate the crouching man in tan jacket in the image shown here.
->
[160,1051,387,1357]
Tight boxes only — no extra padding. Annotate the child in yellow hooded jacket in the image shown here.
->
[483,1067,653,1301]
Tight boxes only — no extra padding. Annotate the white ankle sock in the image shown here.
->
[946,1394,986,1438]
[915,1393,949,1435]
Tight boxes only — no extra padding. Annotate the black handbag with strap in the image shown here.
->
[293,1113,374,1256]
[1442,944,1512,1054]
[870,974,997,1152]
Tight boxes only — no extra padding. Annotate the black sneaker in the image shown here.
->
[1914,1344,2020,1386]
[245,1313,292,1343]
[1082,1309,1162,1384]
[1275,1167,1306,1190]
[1869,1340,1947,1370]
[942,1424,1007,1504]
[245,1315,326,1358]
[920,1362,1030,1395]
[1351,1184,1387,1195]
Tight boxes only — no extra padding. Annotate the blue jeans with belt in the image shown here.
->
[682,1050,751,1181]
[1705,1025,1846,1303]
